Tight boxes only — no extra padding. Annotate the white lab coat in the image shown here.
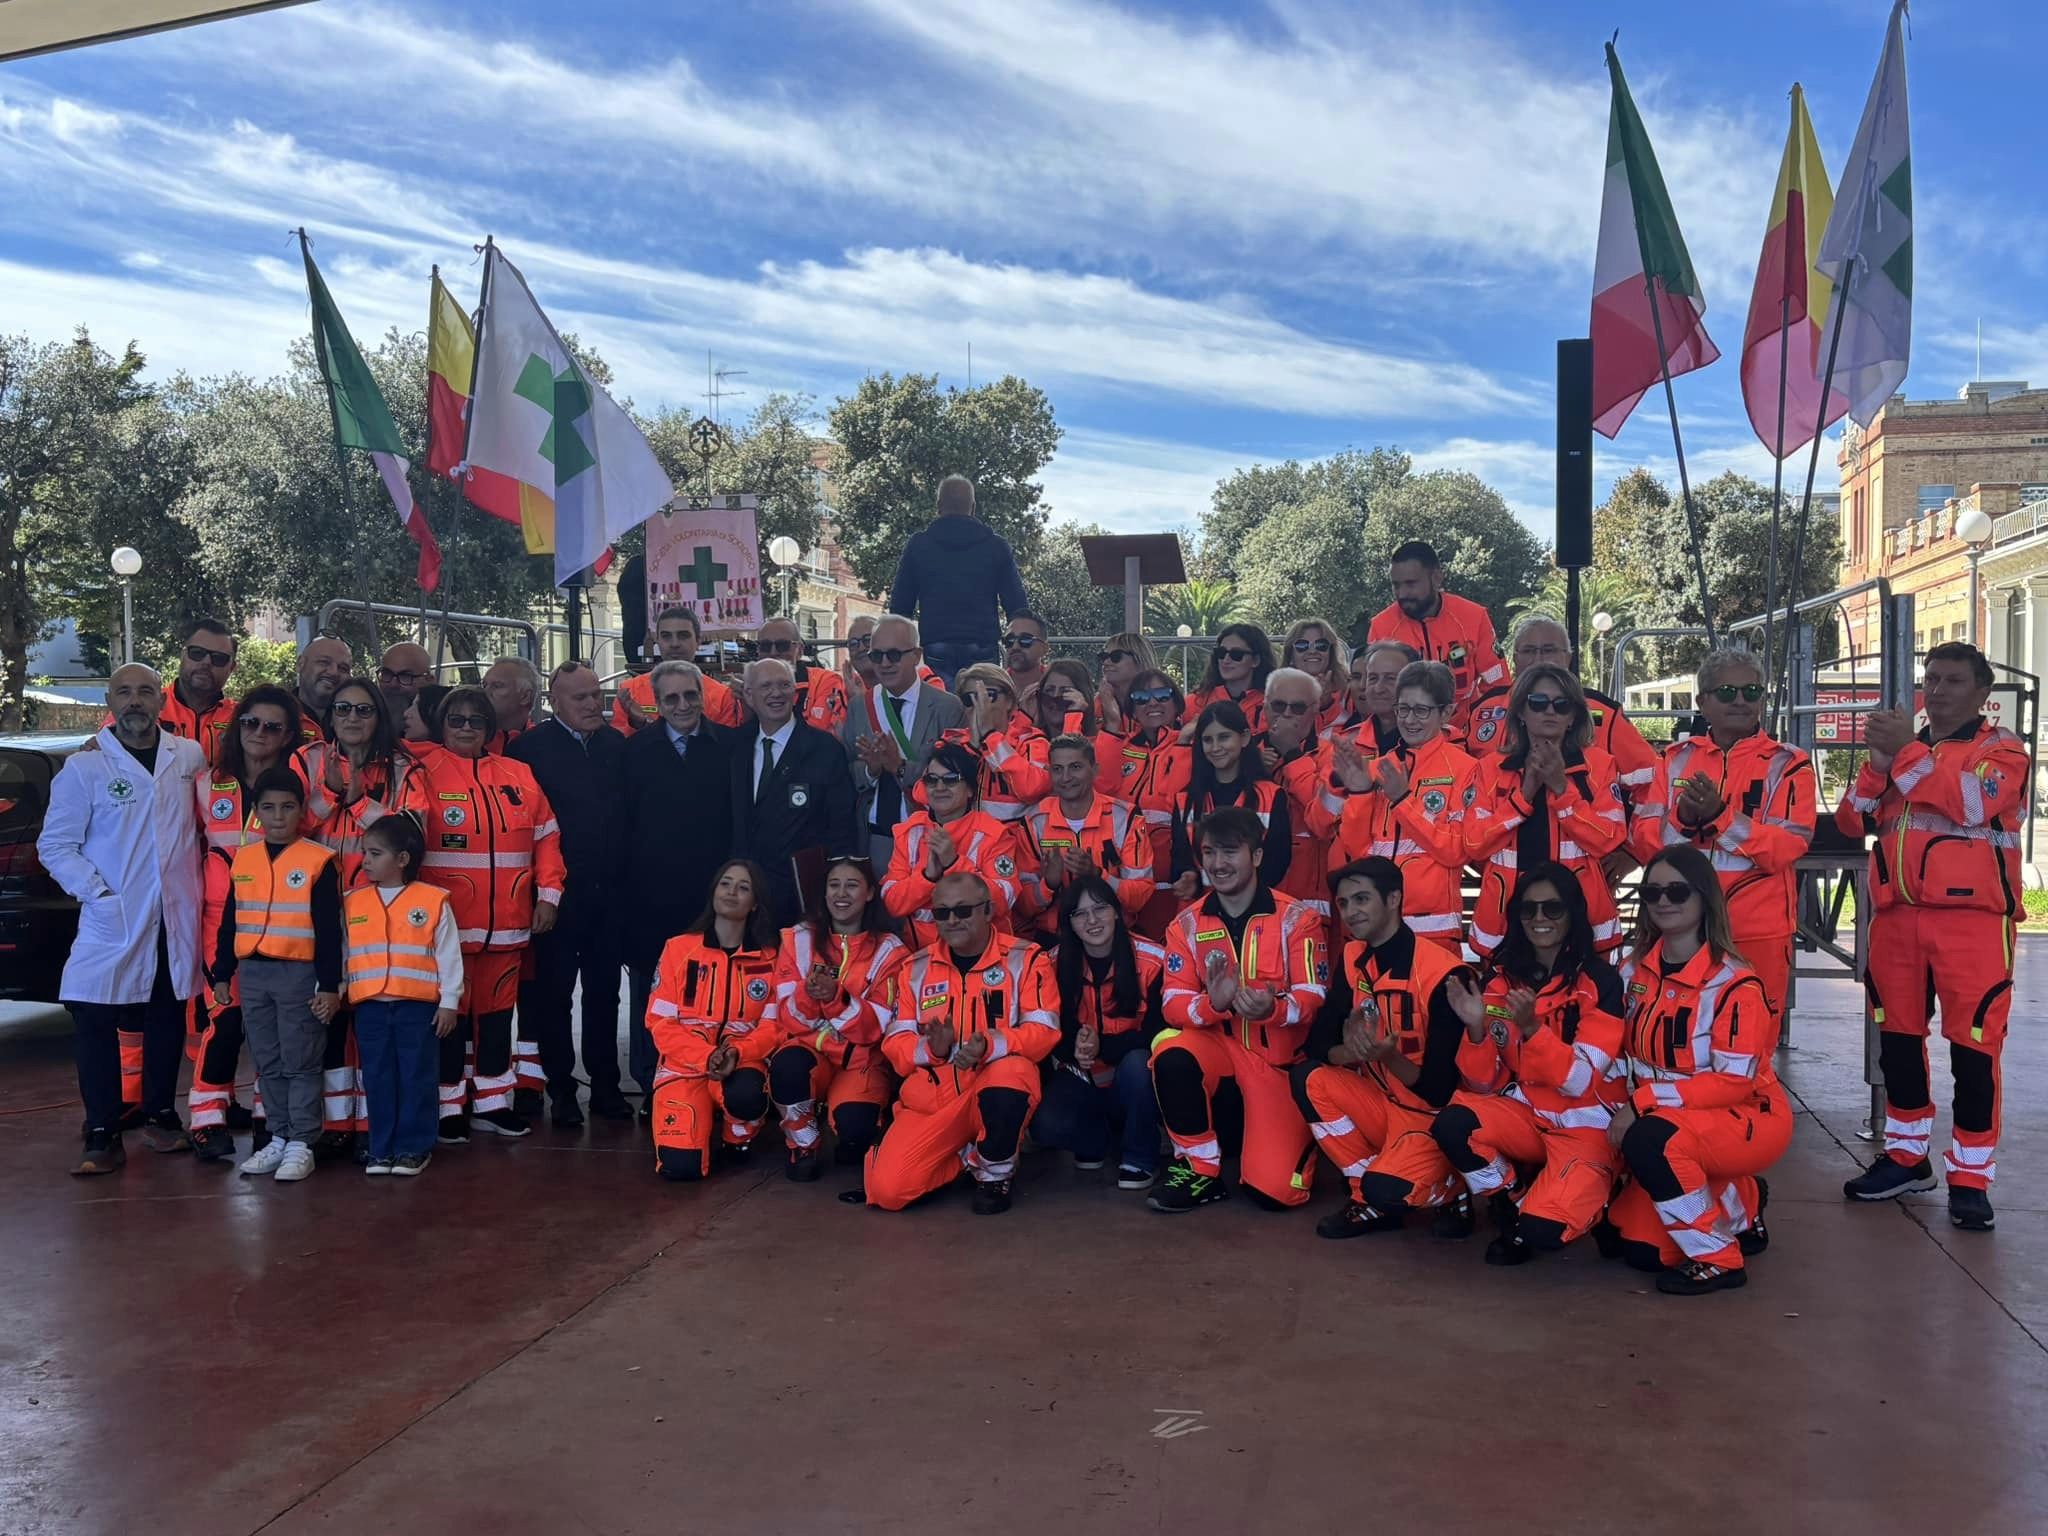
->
[37,728,207,1005]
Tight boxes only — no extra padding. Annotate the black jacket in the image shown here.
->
[728,718,858,926]
[508,719,625,916]
[616,720,734,966]
[887,514,1029,649]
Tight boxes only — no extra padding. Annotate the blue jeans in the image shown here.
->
[1032,1049,1160,1172]
[922,640,995,691]
[355,998,441,1160]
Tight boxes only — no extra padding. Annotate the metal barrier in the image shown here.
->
[311,600,540,662]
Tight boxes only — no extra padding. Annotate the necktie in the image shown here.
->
[757,735,777,801]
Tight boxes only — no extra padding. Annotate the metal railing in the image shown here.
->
[312,600,540,662]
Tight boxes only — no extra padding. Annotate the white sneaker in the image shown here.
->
[238,1140,287,1176]
[273,1141,316,1182]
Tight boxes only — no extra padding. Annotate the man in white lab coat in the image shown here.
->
[38,664,209,1174]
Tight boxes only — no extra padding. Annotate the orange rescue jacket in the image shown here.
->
[883,809,1025,948]
[1463,745,1628,957]
[647,933,781,1077]
[419,750,566,952]
[1614,941,1782,1113]
[1160,888,1327,1066]
[1017,793,1154,930]
[1331,733,1478,949]
[1366,592,1504,727]
[1455,964,1626,1127]
[879,933,1060,1077]
[1632,731,1815,940]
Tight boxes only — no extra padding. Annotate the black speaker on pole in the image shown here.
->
[1556,338,1594,569]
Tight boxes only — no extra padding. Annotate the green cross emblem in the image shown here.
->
[514,355,596,486]
[108,777,135,802]
[678,545,728,599]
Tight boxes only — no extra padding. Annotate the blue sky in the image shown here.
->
[2,0,2042,542]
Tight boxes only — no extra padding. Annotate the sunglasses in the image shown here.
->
[1292,638,1331,655]
[1265,698,1313,717]
[1522,694,1574,714]
[1639,881,1698,907]
[871,647,914,666]
[1517,898,1569,919]
[377,666,431,686]
[330,700,379,719]
[1709,683,1766,703]
[922,771,966,789]
[757,639,797,655]
[1128,686,1177,706]
[1003,633,1042,649]
[1214,646,1254,663]
[443,712,492,730]
[848,635,872,651]
[239,716,288,736]
[930,900,989,922]
[1098,648,1133,665]
[660,691,702,706]
[185,643,233,668]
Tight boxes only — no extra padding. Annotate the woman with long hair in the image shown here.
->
[1183,622,1277,735]
[1025,877,1167,1190]
[645,859,782,1182]
[299,678,426,887]
[765,856,908,1183]
[953,663,1050,822]
[1283,617,1350,734]
[1603,845,1788,1295]
[202,686,305,853]
[1461,664,1627,959]
[1094,632,1159,734]
[1430,862,1627,1265]
[1032,658,1099,739]
[403,683,451,745]
[1095,668,1192,936]
[882,740,1026,947]
[1167,700,1290,900]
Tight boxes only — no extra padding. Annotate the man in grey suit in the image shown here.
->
[841,614,965,865]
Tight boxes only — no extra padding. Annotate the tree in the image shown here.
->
[1018,521,1132,645]
[1594,466,1668,572]
[828,372,1061,597]
[229,637,298,691]
[1361,470,1547,643]
[1145,578,1245,637]
[1506,566,1659,685]
[1199,447,1410,582]
[1235,493,1380,635]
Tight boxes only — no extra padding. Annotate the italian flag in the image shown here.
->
[426,267,558,554]
[1590,44,1720,439]
[301,237,441,592]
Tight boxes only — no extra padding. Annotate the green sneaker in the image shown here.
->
[1147,1159,1230,1213]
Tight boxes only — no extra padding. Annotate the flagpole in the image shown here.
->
[1773,264,1854,717]
[1642,280,1717,646]
[300,227,379,661]
[435,238,493,675]
[1762,292,1790,710]
[418,264,441,643]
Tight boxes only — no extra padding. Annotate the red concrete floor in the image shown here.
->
[4,950,2047,1535]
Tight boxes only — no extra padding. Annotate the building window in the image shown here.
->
[1916,484,1956,516]
[1851,486,1866,562]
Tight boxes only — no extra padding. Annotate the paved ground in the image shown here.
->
[3,949,2046,1535]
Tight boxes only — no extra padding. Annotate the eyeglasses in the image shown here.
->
[922,772,966,789]
[1069,904,1116,923]
[1522,694,1574,714]
[871,647,913,666]
[1517,898,1569,920]
[848,635,872,651]
[377,666,431,686]
[1098,648,1133,665]
[1638,882,1698,907]
[758,639,797,655]
[1395,702,1443,718]
[1128,686,1177,706]
[330,700,378,719]
[1002,633,1042,649]
[185,643,233,668]
[443,712,491,730]
[239,716,288,736]
[1214,646,1254,663]
[660,691,702,706]
[1709,683,1766,703]
[930,900,989,921]
[1292,638,1331,655]
[1265,698,1313,717]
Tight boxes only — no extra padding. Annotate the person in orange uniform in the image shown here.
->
[860,871,1060,1214]
[1291,858,1475,1238]
[417,685,563,1141]
[1329,660,1477,952]
[1182,623,1277,734]
[1365,540,1504,731]
[1630,649,1814,1020]
[1463,665,1628,959]
[1838,642,2029,1232]
[953,663,1049,823]
[1148,807,1328,1213]
[758,617,850,733]
[1282,617,1351,735]
[1321,642,1413,752]
[645,859,781,1181]
[882,741,1024,948]
[1430,862,1626,1264]
[155,616,240,766]
[1465,614,1658,818]
[1017,735,1153,938]
[1260,668,1342,918]
[765,855,909,1182]
[1095,670,1191,936]
[612,606,742,734]
[1605,846,1789,1295]
[1167,701,1291,905]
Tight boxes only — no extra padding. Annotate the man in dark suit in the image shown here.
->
[841,614,965,865]
[509,661,628,1127]
[731,656,857,923]
[618,659,735,1118]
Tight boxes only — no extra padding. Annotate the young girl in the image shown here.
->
[1168,701,1291,901]
[347,813,463,1177]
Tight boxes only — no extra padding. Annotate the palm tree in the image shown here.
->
[1144,579,1245,690]
[1506,566,1656,687]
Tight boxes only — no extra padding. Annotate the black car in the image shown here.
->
[0,734,90,1002]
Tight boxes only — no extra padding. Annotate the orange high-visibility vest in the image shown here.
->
[230,840,336,961]
[1339,931,1465,1114]
[343,882,450,1004]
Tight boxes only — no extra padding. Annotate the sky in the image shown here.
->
[3,0,2043,546]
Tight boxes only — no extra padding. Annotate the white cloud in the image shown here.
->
[120,251,163,270]
[0,258,305,380]
[1038,429,1244,534]
[48,99,120,143]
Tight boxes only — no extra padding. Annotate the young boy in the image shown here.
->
[347,814,463,1176]
[211,766,343,1183]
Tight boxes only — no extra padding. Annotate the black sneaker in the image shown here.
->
[1657,1260,1748,1296]
[1316,1200,1403,1239]
[191,1126,238,1163]
[390,1153,433,1177]
[1073,1156,1106,1171]
[310,1129,354,1164]
[1843,1154,1937,1201]
[836,1184,867,1205]
[1116,1165,1154,1191]
[224,1101,254,1131]
[140,1116,192,1155]
[786,1147,822,1183]
[472,1109,531,1138]
[715,1140,754,1169]
[364,1158,395,1177]
[971,1178,1013,1215]
[1738,1175,1771,1257]
[1146,1160,1230,1213]
[436,1115,471,1145]
[1949,1186,1995,1231]
[72,1131,125,1176]
[1431,1191,1474,1240]
[1485,1232,1538,1266]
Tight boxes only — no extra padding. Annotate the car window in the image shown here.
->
[0,749,53,839]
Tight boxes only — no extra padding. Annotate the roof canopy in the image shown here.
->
[0,0,310,63]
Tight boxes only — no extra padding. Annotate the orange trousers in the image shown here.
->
[865,1054,1039,1210]
[1743,931,1792,1025]
[1614,1091,1792,1270]
[1430,1092,1619,1244]
[1292,1062,1458,1211]
[769,1040,893,1158]
[651,1065,770,1180]
[1151,1028,1315,1208]
[1866,906,2013,1190]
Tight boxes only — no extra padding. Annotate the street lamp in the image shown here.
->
[1591,610,1614,691]
[767,535,803,624]
[109,546,142,664]
[1955,505,1994,649]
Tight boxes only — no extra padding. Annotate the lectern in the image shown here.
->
[1077,533,1187,635]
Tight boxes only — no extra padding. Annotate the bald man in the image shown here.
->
[295,636,352,742]
[377,642,436,719]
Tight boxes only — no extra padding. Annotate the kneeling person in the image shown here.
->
[863,872,1058,1214]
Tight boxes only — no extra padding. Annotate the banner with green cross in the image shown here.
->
[644,495,766,633]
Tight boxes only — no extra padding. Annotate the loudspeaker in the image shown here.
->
[1556,338,1594,569]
